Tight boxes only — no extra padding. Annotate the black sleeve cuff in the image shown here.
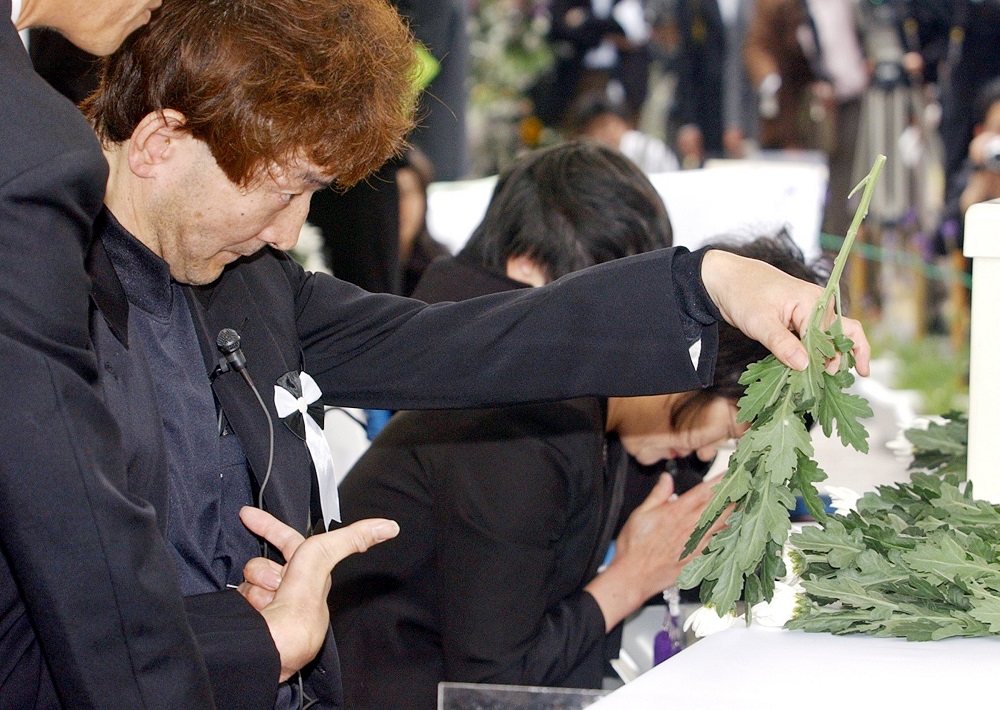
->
[670,247,722,346]
[184,590,280,710]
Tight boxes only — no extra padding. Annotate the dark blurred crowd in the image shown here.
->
[31,0,1000,290]
[532,0,1000,253]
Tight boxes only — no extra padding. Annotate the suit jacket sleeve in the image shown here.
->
[0,143,217,706]
[291,247,717,410]
[184,592,281,710]
[1,32,218,705]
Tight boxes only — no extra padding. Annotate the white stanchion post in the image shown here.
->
[963,200,1000,503]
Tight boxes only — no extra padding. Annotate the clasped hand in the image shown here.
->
[236,507,399,682]
[585,473,728,632]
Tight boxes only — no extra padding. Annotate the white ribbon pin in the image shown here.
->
[274,372,340,524]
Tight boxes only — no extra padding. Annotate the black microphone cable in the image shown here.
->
[240,367,274,514]
[216,328,274,551]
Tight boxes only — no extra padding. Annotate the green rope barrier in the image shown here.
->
[819,232,973,289]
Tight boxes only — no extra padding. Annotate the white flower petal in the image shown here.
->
[683,605,738,638]
[750,581,804,627]
[781,533,805,582]
[823,485,862,516]
[885,430,914,459]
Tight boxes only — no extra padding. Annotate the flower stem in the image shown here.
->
[813,154,886,325]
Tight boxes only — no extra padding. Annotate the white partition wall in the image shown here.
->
[963,199,1000,503]
[426,160,828,259]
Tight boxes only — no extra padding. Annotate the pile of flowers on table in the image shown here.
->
[687,413,1000,641]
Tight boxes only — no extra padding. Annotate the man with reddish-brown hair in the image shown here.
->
[81,3,418,706]
[79,0,870,708]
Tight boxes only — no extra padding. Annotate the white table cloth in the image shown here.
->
[592,623,1000,709]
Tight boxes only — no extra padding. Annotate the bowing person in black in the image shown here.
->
[328,143,830,708]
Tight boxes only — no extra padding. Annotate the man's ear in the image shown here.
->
[127,109,188,178]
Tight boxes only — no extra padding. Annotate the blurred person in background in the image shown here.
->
[568,90,680,172]
[745,0,869,237]
[396,147,449,297]
[958,80,1000,217]
[897,0,1000,210]
[542,0,653,127]
[667,0,757,159]
[934,78,1000,256]
[311,158,406,295]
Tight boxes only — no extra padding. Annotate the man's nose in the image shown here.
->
[260,196,311,251]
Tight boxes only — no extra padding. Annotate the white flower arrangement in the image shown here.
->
[685,540,807,637]
[749,579,805,627]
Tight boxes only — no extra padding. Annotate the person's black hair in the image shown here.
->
[565,89,631,136]
[974,77,1000,128]
[459,140,673,280]
[672,230,830,428]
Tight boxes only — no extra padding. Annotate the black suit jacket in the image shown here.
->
[0,10,217,708]
[87,214,715,708]
[331,397,617,709]
[87,220,289,710]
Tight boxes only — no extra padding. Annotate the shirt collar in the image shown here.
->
[101,209,176,319]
